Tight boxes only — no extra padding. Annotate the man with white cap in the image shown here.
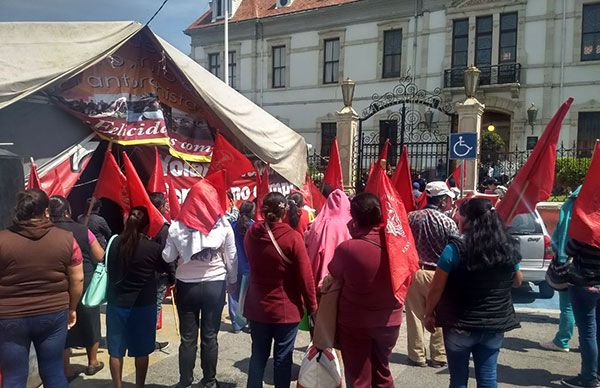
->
[405,181,459,368]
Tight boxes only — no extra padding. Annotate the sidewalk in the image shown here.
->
[69,304,579,387]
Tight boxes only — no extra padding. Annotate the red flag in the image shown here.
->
[303,173,326,213]
[569,142,600,248]
[391,145,415,213]
[497,97,574,224]
[205,170,228,214]
[94,150,129,210]
[207,133,255,186]
[447,162,464,190]
[322,138,343,191]
[177,178,224,235]
[255,164,270,222]
[166,176,181,220]
[366,139,392,188]
[43,169,66,197]
[415,192,427,210]
[122,152,164,238]
[26,158,41,190]
[147,146,167,194]
[365,163,419,303]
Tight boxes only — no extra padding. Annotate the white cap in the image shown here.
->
[425,181,456,199]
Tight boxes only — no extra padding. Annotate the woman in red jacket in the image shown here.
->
[328,192,403,388]
[244,192,318,388]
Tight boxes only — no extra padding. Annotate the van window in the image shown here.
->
[508,213,543,235]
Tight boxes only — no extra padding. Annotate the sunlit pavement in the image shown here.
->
[68,293,577,388]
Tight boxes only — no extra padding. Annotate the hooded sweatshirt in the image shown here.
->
[305,189,352,288]
[244,221,318,324]
[0,219,82,318]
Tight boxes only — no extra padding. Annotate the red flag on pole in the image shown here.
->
[322,138,344,191]
[122,152,164,238]
[94,150,129,210]
[255,164,270,222]
[366,139,391,188]
[26,157,41,190]
[207,133,255,186]
[166,176,181,220]
[496,97,574,224]
[365,162,419,303]
[447,162,464,190]
[568,142,600,248]
[147,146,167,194]
[177,178,224,235]
[378,139,391,161]
[391,145,415,213]
[303,173,326,213]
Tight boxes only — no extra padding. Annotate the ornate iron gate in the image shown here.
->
[355,75,456,192]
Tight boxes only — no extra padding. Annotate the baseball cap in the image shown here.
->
[425,181,456,199]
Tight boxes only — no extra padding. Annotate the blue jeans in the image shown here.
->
[443,329,504,388]
[247,321,298,388]
[570,286,600,381]
[228,274,244,331]
[0,309,69,388]
[553,289,575,349]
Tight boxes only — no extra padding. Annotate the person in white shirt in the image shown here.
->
[163,216,237,388]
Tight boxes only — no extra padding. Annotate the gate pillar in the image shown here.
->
[336,106,359,191]
[456,97,485,193]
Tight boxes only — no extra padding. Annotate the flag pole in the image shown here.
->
[224,0,229,87]
[506,180,530,223]
[460,162,464,198]
[170,288,181,338]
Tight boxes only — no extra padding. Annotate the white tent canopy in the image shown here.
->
[0,21,307,186]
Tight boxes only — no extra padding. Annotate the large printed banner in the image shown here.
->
[47,33,219,162]
[135,147,294,205]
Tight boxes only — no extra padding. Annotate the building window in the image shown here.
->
[321,123,337,156]
[323,38,340,84]
[272,46,286,88]
[228,51,236,88]
[499,12,517,63]
[582,3,600,61]
[452,19,469,68]
[382,29,402,78]
[475,15,493,84]
[578,112,600,151]
[208,53,220,78]
[214,0,231,18]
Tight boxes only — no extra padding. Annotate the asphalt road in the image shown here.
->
[68,291,577,388]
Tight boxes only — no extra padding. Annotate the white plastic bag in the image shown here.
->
[297,344,342,388]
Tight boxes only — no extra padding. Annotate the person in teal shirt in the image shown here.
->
[540,186,581,352]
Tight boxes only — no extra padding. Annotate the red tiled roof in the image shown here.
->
[186,0,360,30]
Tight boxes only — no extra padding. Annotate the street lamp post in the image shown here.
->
[341,78,356,109]
[527,103,538,134]
[464,66,481,98]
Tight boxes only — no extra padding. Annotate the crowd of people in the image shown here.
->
[0,173,598,388]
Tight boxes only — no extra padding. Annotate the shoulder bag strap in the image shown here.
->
[359,236,382,248]
[265,222,292,265]
[103,235,118,267]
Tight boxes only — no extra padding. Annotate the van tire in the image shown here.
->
[538,281,555,299]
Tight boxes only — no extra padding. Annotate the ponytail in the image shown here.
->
[237,201,255,236]
[286,192,304,229]
[119,206,150,268]
[13,189,48,223]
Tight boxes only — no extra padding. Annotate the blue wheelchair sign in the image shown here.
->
[449,133,477,160]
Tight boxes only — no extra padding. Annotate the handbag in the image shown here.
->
[312,276,342,350]
[297,344,342,388]
[545,258,573,291]
[82,235,117,307]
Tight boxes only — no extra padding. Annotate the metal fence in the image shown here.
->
[481,141,593,199]
[307,152,328,186]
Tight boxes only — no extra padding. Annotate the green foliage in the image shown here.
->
[480,132,506,164]
[554,157,591,195]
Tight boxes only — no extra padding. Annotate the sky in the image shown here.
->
[0,0,210,54]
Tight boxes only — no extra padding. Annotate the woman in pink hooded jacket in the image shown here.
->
[305,189,352,289]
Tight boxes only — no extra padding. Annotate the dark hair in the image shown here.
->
[149,192,167,211]
[350,192,382,228]
[459,198,519,271]
[119,206,150,265]
[87,197,102,213]
[286,192,304,228]
[261,192,287,224]
[13,189,49,223]
[237,201,255,236]
[48,195,72,223]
